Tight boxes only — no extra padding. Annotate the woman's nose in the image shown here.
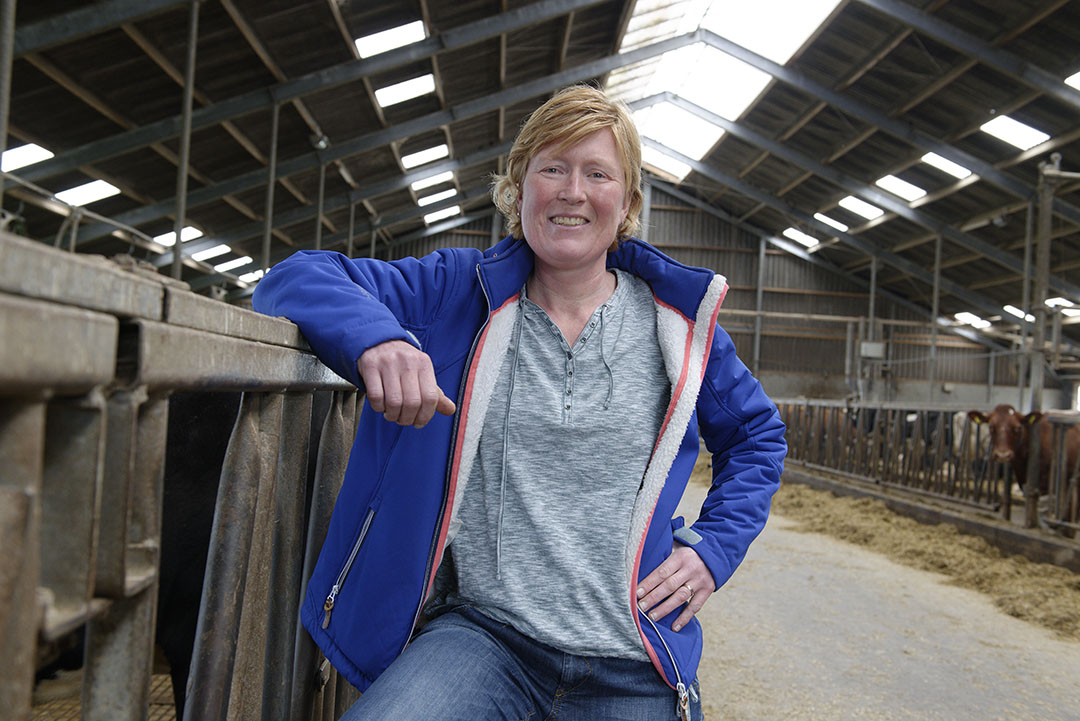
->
[557,172,585,201]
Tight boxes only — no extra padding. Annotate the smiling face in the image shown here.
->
[516,128,630,275]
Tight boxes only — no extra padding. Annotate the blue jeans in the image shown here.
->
[339,606,703,721]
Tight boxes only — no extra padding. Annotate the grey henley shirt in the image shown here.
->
[447,269,669,660]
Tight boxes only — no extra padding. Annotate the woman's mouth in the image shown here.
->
[551,216,588,226]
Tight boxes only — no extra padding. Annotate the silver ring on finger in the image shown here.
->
[681,582,694,603]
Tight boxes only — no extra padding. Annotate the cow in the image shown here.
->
[967,404,1080,528]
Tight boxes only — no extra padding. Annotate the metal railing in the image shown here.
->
[777,398,1080,535]
[0,229,362,721]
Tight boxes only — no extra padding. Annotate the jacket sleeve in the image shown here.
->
[251,248,475,388]
[689,324,787,590]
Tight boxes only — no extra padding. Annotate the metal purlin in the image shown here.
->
[172,0,200,280]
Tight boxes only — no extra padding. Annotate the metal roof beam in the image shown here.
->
[225,209,499,301]
[189,184,495,288]
[17,0,608,184]
[699,30,1080,229]
[646,178,1008,351]
[13,0,185,56]
[654,92,1080,301]
[151,139,514,266]
[73,30,701,244]
[853,0,1080,114]
[640,136,1038,336]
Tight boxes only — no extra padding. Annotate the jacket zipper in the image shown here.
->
[322,505,376,629]
[401,263,494,651]
[641,611,691,720]
[633,312,696,721]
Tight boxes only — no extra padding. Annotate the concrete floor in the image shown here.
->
[680,485,1080,721]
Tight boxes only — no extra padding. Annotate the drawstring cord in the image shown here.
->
[598,303,613,410]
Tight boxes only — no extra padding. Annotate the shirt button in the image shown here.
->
[567,370,573,376]
[566,389,571,395]
[565,404,571,410]
[566,352,572,359]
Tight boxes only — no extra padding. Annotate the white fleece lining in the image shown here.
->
[445,300,521,545]
[625,274,728,579]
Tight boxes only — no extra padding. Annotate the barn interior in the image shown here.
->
[4,1,1080,720]
[5,0,1080,408]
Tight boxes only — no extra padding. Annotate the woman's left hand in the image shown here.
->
[636,544,716,632]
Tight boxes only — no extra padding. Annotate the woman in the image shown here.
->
[252,85,786,720]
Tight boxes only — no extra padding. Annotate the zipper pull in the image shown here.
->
[322,585,339,629]
[677,681,690,721]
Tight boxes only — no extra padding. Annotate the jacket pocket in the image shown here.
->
[322,500,379,629]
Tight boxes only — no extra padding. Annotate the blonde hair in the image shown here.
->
[491,85,643,245]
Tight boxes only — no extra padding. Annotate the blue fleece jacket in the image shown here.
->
[251,235,786,703]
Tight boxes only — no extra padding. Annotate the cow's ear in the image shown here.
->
[968,410,987,424]
[1024,412,1043,425]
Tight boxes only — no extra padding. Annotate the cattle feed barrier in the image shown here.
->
[777,398,1080,540]
[0,229,362,721]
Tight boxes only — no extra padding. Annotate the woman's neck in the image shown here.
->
[526,264,616,345]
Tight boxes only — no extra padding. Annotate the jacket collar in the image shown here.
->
[480,235,716,320]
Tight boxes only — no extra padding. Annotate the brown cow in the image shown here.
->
[968,404,1080,520]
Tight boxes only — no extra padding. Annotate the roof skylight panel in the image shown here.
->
[401,144,449,169]
[54,179,120,206]
[239,269,265,283]
[424,205,460,224]
[782,227,818,248]
[354,21,426,58]
[920,152,972,180]
[191,244,231,262]
[153,226,203,247]
[874,175,926,202]
[214,256,252,273]
[417,188,458,207]
[980,115,1050,151]
[1,143,53,172]
[837,196,884,220]
[674,45,772,121]
[954,312,990,329]
[635,102,724,162]
[700,0,842,65]
[813,212,848,232]
[1003,305,1034,322]
[374,74,435,108]
[642,145,693,181]
[1065,71,1080,91]
[410,171,454,192]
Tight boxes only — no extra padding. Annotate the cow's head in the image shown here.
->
[968,405,1041,464]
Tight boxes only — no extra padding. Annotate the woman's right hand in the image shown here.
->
[357,340,456,428]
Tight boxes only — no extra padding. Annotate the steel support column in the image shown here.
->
[1019,201,1034,408]
[262,101,280,273]
[0,0,15,207]
[640,180,652,243]
[868,256,878,343]
[172,0,200,280]
[753,236,766,375]
[314,161,326,250]
[343,202,354,257]
[929,234,941,401]
[1025,158,1058,528]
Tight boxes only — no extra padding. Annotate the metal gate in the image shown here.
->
[1,229,362,721]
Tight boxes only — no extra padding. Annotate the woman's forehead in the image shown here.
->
[530,129,622,167]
